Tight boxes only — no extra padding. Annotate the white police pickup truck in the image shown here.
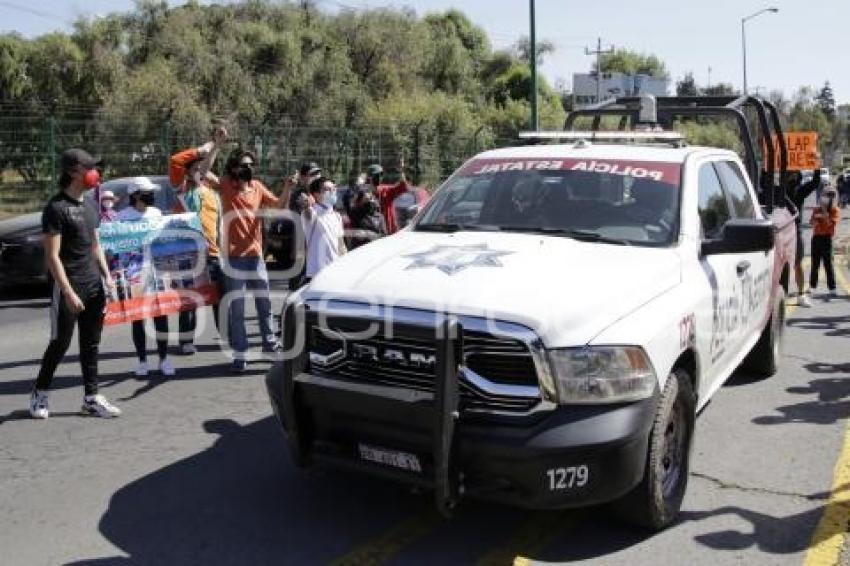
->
[267,133,796,529]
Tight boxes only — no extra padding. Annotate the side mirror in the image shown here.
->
[701,219,774,256]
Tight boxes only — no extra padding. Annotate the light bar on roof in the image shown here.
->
[519,131,684,142]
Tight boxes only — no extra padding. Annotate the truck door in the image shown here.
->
[696,162,741,395]
[714,160,773,348]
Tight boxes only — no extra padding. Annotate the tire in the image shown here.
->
[742,286,786,378]
[615,368,696,531]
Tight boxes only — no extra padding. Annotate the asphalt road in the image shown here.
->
[2,228,850,565]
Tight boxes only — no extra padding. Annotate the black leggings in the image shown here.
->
[35,285,105,396]
[131,316,169,362]
[810,235,836,291]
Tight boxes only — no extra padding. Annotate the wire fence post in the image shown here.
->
[44,115,57,191]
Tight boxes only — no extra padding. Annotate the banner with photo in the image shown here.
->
[98,213,219,326]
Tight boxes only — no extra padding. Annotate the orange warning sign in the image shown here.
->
[765,132,820,171]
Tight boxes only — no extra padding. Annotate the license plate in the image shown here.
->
[358,443,422,473]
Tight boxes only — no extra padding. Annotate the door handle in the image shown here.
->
[736,261,751,276]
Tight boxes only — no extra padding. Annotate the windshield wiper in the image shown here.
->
[415,223,502,233]
[498,226,630,245]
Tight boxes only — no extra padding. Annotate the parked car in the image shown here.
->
[0,176,176,288]
[0,211,47,287]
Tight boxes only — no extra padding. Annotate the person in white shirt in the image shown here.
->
[301,176,346,285]
[118,177,176,377]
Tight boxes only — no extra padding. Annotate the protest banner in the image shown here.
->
[764,131,820,171]
[98,213,219,326]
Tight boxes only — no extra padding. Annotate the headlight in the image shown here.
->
[548,346,657,404]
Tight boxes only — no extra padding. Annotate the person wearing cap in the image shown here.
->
[98,189,118,222]
[218,149,288,372]
[366,158,426,235]
[170,127,226,354]
[118,177,176,377]
[29,148,121,419]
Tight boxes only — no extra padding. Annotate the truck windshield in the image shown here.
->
[415,157,683,247]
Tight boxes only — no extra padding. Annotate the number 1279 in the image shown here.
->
[546,465,589,491]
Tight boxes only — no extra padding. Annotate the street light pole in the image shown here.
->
[741,7,778,95]
[529,0,538,131]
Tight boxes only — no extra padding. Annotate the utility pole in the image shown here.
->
[529,0,538,131]
[707,66,712,90]
[585,37,614,104]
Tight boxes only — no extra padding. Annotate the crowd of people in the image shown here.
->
[27,126,426,419]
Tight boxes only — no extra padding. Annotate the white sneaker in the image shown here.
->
[81,394,121,418]
[159,358,176,376]
[798,293,812,307]
[180,343,196,355]
[134,361,149,376]
[29,390,49,419]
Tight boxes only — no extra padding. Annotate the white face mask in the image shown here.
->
[821,196,832,207]
[102,200,114,210]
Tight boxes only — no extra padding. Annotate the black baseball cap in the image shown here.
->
[300,162,321,177]
[61,148,101,173]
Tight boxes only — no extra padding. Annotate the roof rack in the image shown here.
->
[563,94,789,213]
[519,130,685,147]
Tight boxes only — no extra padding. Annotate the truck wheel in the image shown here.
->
[743,286,786,378]
[615,368,695,531]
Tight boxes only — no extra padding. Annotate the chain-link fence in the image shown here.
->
[0,112,511,214]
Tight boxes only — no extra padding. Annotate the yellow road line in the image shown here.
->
[329,507,444,566]
[475,511,576,566]
[803,260,850,566]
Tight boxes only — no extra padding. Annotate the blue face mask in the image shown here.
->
[323,190,338,208]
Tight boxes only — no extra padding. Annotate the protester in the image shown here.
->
[218,149,287,371]
[809,185,840,298]
[346,189,387,249]
[302,176,346,284]
[118,177,176,377]
[29,148,121,419]
[786,169,821,307]
[277,162,322,289]
[365,159,427,234]
[98,189,118,222]
[170,128,226,354]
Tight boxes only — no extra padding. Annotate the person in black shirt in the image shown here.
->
[29,148,121,419]
[786,169,821,307]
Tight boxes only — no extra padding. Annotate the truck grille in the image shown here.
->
[307,313,542,414]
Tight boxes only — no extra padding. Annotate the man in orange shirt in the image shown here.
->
[810,187,841,298]
[170,126,226,354]
[218,148,291,371]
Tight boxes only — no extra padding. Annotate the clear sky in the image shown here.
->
[0,0,845,103]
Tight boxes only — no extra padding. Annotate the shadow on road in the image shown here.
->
[65,417,433,565]
[55,416,843,565]
[752,374,850,426]
[787,314,850,338]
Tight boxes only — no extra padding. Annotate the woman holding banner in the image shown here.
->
[117,177,176,377]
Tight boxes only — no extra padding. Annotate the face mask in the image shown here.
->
[237,165,253,182]
[323,190,338,208]
[83,169,101,188]
[102,200,114,210]
[139,192,155,206]
[821,196,832,207]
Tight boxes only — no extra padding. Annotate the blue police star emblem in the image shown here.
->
[402,243,514,276]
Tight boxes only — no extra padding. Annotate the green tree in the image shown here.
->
[597,49,668,78]
[676,72,699,96]
[816,81,836,121]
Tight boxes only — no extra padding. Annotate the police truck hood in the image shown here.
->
[305,230,681,347]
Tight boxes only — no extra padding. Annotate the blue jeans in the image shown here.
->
[226,256,276,356]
